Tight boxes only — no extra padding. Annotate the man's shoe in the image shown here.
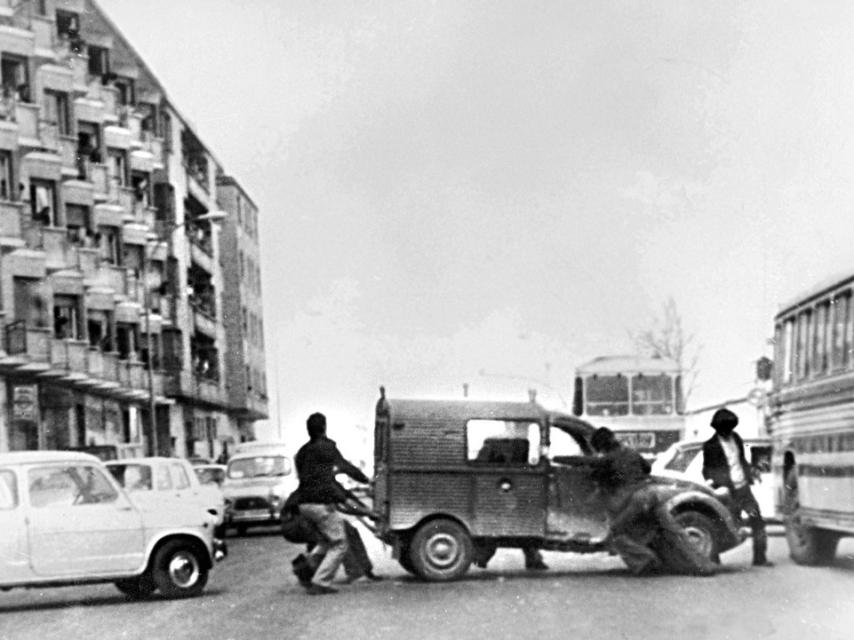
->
[525,560,549,571]
[753,559,774,567]
[305,584,338,595]
[364,570,384,581]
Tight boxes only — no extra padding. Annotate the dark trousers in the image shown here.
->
[731,485,767,562]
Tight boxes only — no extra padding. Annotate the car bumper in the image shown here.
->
[213,538,228,562]
[226,509,279,525]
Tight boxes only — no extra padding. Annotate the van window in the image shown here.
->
[0,469,17,509]
[548,427,585,459]
[467,420,541,465]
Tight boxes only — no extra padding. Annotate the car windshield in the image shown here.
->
[107,464,153,491]
[227,456,291,479]
[664,446,701,473]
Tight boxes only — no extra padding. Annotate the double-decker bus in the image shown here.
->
[572,355,685,458]
[769,272,854,565]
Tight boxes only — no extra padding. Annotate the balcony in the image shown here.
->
[192,306,217,337]
[0,200,22,238]
[15,102,38,143]
[164,368,228,408]
[49,338,88,378]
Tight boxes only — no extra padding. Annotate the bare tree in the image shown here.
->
[629,297,702,409]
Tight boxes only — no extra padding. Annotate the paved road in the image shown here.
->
[1,525,853,640]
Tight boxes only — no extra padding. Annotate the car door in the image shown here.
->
[467,419,547,537]
[26,463,145,577]
[0,468,29,584]
[545,424,609,543]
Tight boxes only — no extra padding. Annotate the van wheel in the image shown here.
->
[784,469,839,565]
[675,511,717,560]
[114,575,156,599]
[409,518,472,581]
[152,540,209,598]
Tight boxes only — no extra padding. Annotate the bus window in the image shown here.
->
[796,310,812,379]
[834,292,853,371]
[631,374,674,415]
[585,374,629,416]
[814,302,829,375]
[781,318,794,383]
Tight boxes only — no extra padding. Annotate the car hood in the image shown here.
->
[648,473,715,496]
[222,476,295,498]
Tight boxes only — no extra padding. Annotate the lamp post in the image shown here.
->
[143,210,226,456]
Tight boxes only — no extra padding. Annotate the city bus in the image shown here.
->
[572,355,685,459]
[769,271,854,565]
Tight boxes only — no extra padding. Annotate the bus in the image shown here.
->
[769,271,854,565]
[572,355,685,459]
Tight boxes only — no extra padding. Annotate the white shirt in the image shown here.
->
[718,435,746,489]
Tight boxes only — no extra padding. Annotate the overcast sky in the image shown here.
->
[99,1,854,450]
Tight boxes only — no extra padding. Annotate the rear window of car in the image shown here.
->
[664,446,702,473]
[227,455,291,479]
[108,463,153,491]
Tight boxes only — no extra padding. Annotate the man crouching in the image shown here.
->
[590,427,715,577]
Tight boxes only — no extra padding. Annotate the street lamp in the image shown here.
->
[144,210,226,456]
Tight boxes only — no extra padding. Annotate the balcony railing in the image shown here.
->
[4,323,50,361]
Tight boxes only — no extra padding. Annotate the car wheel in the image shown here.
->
[784,468,839,566]
[674,511,718,560]
[151,540,209,598]
[409,518,472,581]
[114,575,156,599]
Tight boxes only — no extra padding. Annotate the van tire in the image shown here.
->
[784,468,839,565]
[409,518,472,581]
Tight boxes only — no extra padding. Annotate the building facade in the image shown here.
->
[0,0,268,457]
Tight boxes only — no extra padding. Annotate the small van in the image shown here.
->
[222,443,297,535]
[372,389,743,581]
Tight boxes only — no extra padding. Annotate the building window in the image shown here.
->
[88,45,110,77]
[56,10,80,39]
[13,277,45,327]
[113,76,135,107]
[116,322,140,360]
[107,147,127,186]
[0,150,13,200]
[122,243,143,276]
[1,54,28,102]
[53,294,81,340]
[65,204,90,245]
[43,89,70,135]
[131,170,151,206]
[87,309,113,351]
[30,179,56,226]
[97,225,120,265]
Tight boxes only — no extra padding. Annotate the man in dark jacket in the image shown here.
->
[702,407,771,567]
[294,412,370,594]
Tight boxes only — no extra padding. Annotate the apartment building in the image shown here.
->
[0,0,268,457]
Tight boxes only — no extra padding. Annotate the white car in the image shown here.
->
[106,457,227,537]
[0,451,224,598]
[652,437,776,522]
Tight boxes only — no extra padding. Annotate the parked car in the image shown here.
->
[222,445,297,535]
[194,464,227,488]
[106,457,227,536]
[372,390,745,581]
[0,450,224,599]
[652,437,776,522]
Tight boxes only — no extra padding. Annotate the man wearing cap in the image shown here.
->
[702,407,771,567]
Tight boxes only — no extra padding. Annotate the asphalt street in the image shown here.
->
[1,524,853,640]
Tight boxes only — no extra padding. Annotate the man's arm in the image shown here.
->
[333,448,370,484]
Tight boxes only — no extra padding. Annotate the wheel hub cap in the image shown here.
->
[427,533,459,568]
[168,552,200,588]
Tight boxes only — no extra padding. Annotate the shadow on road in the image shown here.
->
[0,588,228,615]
